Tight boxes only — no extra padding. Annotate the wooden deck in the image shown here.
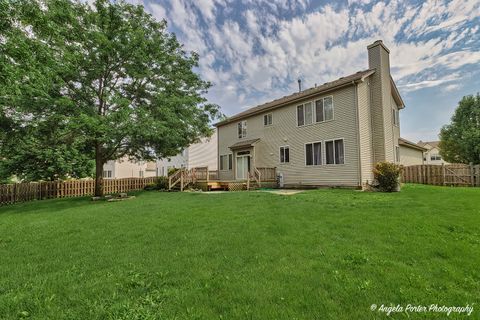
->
[168,167,277,191]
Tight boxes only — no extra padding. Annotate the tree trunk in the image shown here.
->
[94,143,104,197]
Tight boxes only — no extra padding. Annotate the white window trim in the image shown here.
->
[297,95,335,127]
[264,113,273,127]
[314,95,335,124]
[324,138,346,166]
[220,153,233,171]
[279,145,290,164]
[304,141,323,166]
[392,107,399,127]
[237,120,247,139]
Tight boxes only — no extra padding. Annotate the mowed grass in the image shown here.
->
[0,185,479,319]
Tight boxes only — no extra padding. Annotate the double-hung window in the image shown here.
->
[325,139,344,165]
[280,146,290,163]
[220,154,233,170]
[238,121,247,138]
[392,108,399,126]
[305,142,322,166]
[297,102,313,126]
[315,96,333,123]
[298,97,333,126]
[264,113,273,126]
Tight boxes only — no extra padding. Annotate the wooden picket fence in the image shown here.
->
[401,164,480,187]
[0,177,158,206]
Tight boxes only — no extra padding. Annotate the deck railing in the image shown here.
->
[168,169,184,190]
[167,166,277,191]
[256,167,277,181]
[208,170,219,181]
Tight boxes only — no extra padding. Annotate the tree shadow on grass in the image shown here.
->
[0,191,145,216]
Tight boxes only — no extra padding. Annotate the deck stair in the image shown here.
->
[168,166,276,191]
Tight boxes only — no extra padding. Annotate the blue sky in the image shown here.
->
[123,0,479,142]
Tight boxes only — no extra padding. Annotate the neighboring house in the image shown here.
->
[156,129,218,176]
[215,40,404,188]
[103,130,218,178]
[102,158,157,179]
[399,138,426,166]
[155,149,188,177]
[417,141,448,165]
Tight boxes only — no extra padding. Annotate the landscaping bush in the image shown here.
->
[143,183,157,191]
[143,177,169,191]
[155,176,169,190]
[373,162,403,192]
[168,167,179,176]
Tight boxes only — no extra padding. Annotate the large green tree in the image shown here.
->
[0,0,219,194]
[0,118,95,181]
[439,94,480,164]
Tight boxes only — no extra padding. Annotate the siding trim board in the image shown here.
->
[354,83,363,186]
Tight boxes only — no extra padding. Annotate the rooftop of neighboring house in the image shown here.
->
[417,141,440,150]
[399,138,427,151]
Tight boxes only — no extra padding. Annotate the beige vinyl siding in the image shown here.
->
[356,81,374,184]
[217,124,236,180]
[104,157,157,178]
[399,145,424,166]
[218,86,361,186]
[391,95,401,163]
[368,41,394,163]
[188,130,218,170]
[424,146,448,165]
[368,45,386,163]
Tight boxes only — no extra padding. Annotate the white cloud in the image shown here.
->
[141,0,480,115]
[444,84,461,92]
[399,73,461,92]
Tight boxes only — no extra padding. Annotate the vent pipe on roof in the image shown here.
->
[298,79,302,92]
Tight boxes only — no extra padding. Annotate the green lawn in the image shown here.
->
[0,185,479,319]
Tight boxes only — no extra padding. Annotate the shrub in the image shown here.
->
[167,167,179,176]
[373,162,403,192]
[155,176,169,190]
[143,177,169,191]
[144,183,157,191]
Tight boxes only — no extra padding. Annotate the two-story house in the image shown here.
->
[214,40,405,188]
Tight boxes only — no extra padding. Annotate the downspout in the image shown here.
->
[353,81,363,188]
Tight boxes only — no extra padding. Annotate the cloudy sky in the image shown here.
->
[130,0,479,142]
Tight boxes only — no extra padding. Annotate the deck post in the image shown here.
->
[180,170,184,191]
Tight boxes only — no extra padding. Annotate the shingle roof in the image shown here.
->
[215,69,375,127]
[399,138,427,151]
[417,141,440,149]
[229,138,260,150]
